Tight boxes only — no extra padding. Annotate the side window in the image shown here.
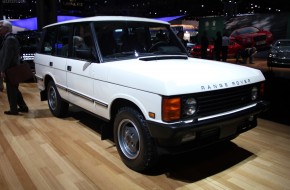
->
[40,27,56,55]
[40,25,71,56]
[72,23,96,61]
[56,25,71,57]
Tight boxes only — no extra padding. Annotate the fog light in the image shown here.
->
[181,132,196,142]
[248,115,254,121]
[251,86,258,100]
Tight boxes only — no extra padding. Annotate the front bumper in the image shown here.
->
[267,58,290,68]
[147,100,269,154]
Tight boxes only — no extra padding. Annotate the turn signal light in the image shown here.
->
[162,97,181,122]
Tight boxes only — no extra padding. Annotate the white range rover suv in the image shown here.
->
[34,16,268,172]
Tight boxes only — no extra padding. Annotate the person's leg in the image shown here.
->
[235,51,241,63]
[17,88,29,112]
[242,56,247,64]
[225,47,228,61]
[222,46,228,62]
[5,81,19,114]
[221,47,225,61]
[216,49,221,61]
[0,77,4,91]
[250,55,254,64]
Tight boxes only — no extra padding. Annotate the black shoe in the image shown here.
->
[4,111,19,115]
[18,107,29,113]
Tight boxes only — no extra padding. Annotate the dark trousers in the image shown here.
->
[201,49,207,59]
[215,48,221,61]
[5,79,27,112]
[222,46,228,62]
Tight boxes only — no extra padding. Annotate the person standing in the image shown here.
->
[214,31,222,61]
[244,46,257,64]
[0,36,4,92]
[236,46,257,64]
[0,79,3,91]
[222,33,230,62]
[0,20,29,115]
[201,31,209,59]
[177,30,187,48]
[0,72,3,92]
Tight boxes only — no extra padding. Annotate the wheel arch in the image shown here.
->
[110,98,144,123]
[100,98,145,141]
[40,74,54,101]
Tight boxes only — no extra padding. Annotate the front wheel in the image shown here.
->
[47,81,69,118]
[114,107,158,172]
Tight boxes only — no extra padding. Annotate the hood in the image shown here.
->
[103,57,265,96]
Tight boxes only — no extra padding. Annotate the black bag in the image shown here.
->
[5,62,34,86]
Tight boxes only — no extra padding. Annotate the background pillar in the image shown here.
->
[36,0,57,30]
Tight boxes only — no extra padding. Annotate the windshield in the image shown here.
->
[94,21,188,62]
[233,27,259,36]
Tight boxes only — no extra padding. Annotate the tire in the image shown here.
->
[114,107,158,172]
[47,81,69,118]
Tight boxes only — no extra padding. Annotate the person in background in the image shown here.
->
[177,30,187,48]
[236,46,257,64]
[0,73,3,92]
[0,20,29,115]
[0,36,3,92]
[200,31,209,59]
[222,33,230,62]
[214,31,222,61]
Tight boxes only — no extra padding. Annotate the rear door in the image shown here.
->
[37,25,70,100]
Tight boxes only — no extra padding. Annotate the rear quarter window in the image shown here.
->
[40,25,71,57]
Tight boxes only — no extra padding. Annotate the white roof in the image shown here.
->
[43,16,169,29]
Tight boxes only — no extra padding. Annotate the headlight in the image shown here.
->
[162,96,198,122]
[251,86,258,100]
[268,53,275,58]
[184,97,197,116]
[268,49,278,58]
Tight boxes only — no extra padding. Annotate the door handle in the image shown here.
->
[67,65,72,71]
[49,62,53,66]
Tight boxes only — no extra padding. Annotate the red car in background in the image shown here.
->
[229,26,273,50]
[190,40,243,60]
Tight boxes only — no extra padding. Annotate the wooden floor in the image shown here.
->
[1,82,290,190]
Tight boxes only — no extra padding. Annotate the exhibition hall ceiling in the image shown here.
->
[1,0,288,19]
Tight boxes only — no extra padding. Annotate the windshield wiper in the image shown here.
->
[139,55,188,61]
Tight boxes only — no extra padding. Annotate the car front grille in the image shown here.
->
[278,52,290,59]
[182,83,260,119]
